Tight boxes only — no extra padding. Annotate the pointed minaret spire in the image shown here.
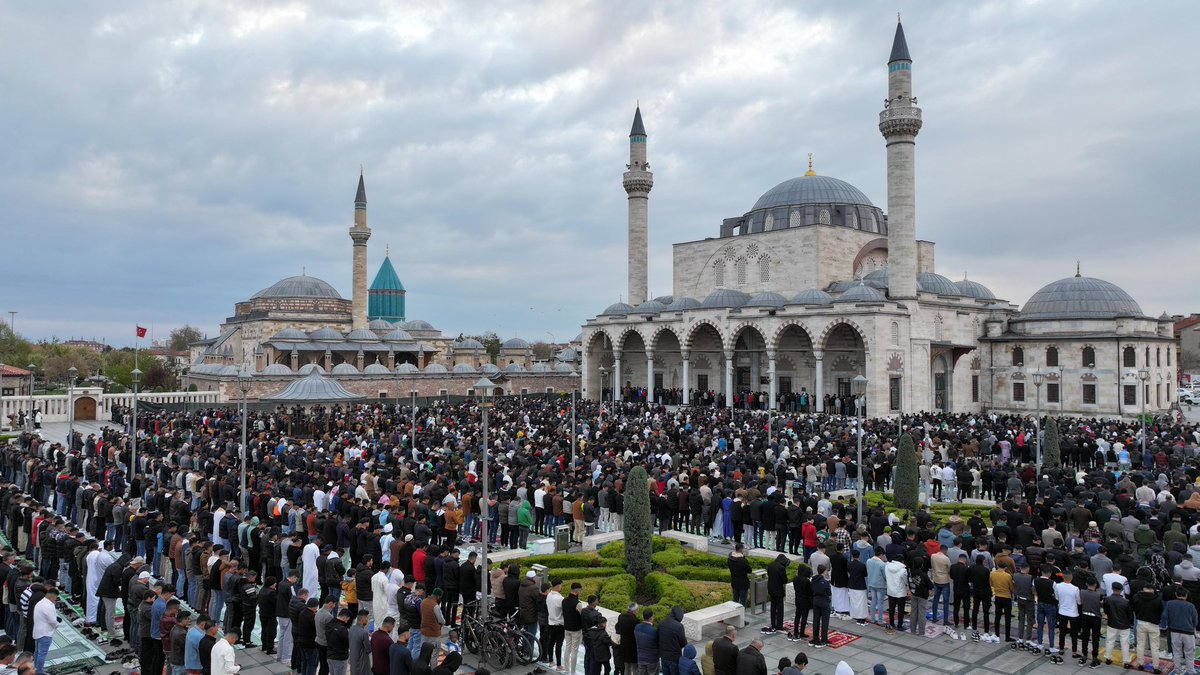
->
[349,170,372,329]
[355,169,367,208]
[889,19,911,63]
[623,104,653,307]
[630,105,646,138]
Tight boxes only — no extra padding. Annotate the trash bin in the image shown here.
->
[750,569,769,614]
[555,525,571,552]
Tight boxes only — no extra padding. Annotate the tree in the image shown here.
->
[141,363,176,391]
[168,325,204,351]
[1042,417,1060,469]
[530,341,554,361]
[624,465,653,587]
[894,433,919,511]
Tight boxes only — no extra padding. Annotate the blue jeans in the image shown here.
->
[34,636,52,675]
[869,587,887,624]
[300,647,319,675]
[661,659,680,675]
[1035,602,1057,646]
[932,583,951,623]
[409,629,422,658]
[733,587,748,605]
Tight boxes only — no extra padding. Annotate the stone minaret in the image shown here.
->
[623,105,653,307]
[879,19,921,299]
[350,171,372,329]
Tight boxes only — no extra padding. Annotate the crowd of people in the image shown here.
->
[0,394,1198,675]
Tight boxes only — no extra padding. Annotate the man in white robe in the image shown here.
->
[85,543,114,624]
[301,539,321,599]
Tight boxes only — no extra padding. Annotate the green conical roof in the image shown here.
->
[370,256,405,291]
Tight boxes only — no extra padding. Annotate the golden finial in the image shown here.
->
[804,153,816,177]
[1075,261,1081,277]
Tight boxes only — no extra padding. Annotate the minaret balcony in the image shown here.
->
[878,106,922,138]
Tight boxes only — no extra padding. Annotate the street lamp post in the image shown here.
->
[0,362,5,432]
[237,371,252,513]
[852,375,868,526]
[570,388,577,471]
[1031,370,1045,477]
[472,377,496,637]
[599,367,608,402]
[67,366,78,450]
[27,364,36,432]
[411,390,417,450]
[130,368,141,496]
[1138,368,1151,456]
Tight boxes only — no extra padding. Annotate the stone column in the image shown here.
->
[614,356,623,402]
[356,350,365,371]
[646,351,655,405]
[289,350,298,371]
[324,350,332,372]
[814,350,825,412]
[768,351,777,410]
[724,351,734,408]
[624,109,653,307]
[681,352,691,405]
[350,176,372,330]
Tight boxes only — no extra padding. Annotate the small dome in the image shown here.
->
[480,363,501,376]
[453,338,484,350]
[554,362,576,374]
[400,319,437,331]
[382,328,414,342]
[271,328,308,341]
[955,278,996,300]
[261,363,293,375]
[251,275,343,300]
[363,362,391,375]
[298,363,326,374]
[745,292,787,308]
[505,363,527,372]
[216,365,240,376]
[346,328,378,341]
[666,297,700,311]
[368,319,394,331]
[918,272,962,296]
[826,280,858,294]
[791,288,833,305]
[835,282,887,303]
[701,288,750,309]
[501,337,530,349]
[396,363,421,374]
[601,302,634,316]
[332,363,359,374]
[531,362,551,372]
[864,267,889,282]
[631,300,667,314]
[556,347,579,361]
[1020,275,1144,320]
[653,295,674,305]
[423,363,449,374]
[452,363,476,373]
[308,327,344,341]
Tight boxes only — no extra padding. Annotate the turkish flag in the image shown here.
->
[136,325,147,338]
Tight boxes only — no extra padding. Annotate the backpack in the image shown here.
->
[219,516,232,540]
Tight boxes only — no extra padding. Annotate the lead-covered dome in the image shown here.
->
[752,175,874,211]
[917,272,961,296]
[835,282,887,303]
[701,288,750,309]
[1020,275,1143,320]
[252,275,343,300]
[955,278,996,300]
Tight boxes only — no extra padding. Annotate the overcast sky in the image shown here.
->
[2,1,1196,347]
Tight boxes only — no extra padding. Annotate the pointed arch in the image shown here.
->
[727,322,769,353]
[817,319,870,354]
[614,326,648,352]
[768,321,816,352]
[683,319,726,353]
[649,325,684,352]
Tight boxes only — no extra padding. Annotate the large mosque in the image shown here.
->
[580,21,1176,418]
[186,173,581,400]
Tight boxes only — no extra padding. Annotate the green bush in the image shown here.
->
[893,433,919,512]
[519,553,601,569]
[669,567,732,582]
[526,567,623,580]
[597,573,637,610]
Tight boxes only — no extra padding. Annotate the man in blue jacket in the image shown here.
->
[633,608,659,675]
[1160,587,1198,675]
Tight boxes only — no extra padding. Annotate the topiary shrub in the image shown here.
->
[1043,417,1060,469]
[624,465,653,586]
[894,433,919,511]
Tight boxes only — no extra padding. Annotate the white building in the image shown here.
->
[579,21,1174,418]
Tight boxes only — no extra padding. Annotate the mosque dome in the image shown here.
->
[653,295,674,305]
[751,175,875,211]
[345,328,378,341]
[666,297,700,311]
[453,338,485,350]
[955,278,996,300]
[251,275,343,300]
[601,302,635,316]
[382,328,414,342]
[396,363,421,374]
[531,362,552,372]
[271,328,308,341]
[261,363,293,375]
[745,292,787,309]
[835,282,887,303]
[556,347,579,362]
[1020,275,1144,320]
[298,363,326,375]
[505,363,527,373]
[452,363,476,373]
[400,319,437,331]
[791,289,833,306]
[332,363,359,375]
[701,288,750,309]
[423,363,448,374]
[363,362,391,375]
[368,319,395,331]
[308,327,344,341]
[917,272,962,296]
[631,300,667,315]
[480,363,501,376]
[554,362,576,374]
[502,337,530,349]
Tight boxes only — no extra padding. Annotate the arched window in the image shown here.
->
[1046,346,1059,367]
[1123,346,1136,368]
[819,209,831,225]
[890,322,900,346]
[735,258,748,285]
[764,213,775,230]
[758,255,770,283]
[1157,348,1162,367]
[1144,346,1150,366]
[1012,347,1024,367]
[1168,347,1173,366]
[789,210,801,228]
[712,259,725,286]
[1082,346,1096,367]
[934,314,944,341]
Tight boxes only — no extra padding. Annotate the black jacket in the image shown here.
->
[735,645,767,675]
[767,555,789,597]
[616,610,639,665]
[457,561,478,600]
[656,606,687,661]
[97,555,130,598]
[727,554,751,591]
[711,636,739,675]
[326,619,350,661]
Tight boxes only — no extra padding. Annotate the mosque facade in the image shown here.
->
[186,174,580,400]
[580,21,1176,419]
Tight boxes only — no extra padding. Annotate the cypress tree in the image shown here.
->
[624,465,653,586]
[894,433,919,511]
[1043,417,1060,469]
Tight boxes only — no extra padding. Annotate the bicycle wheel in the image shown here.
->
[483,629,514,669]
[508,629,540,665]
[463,621,479,654]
